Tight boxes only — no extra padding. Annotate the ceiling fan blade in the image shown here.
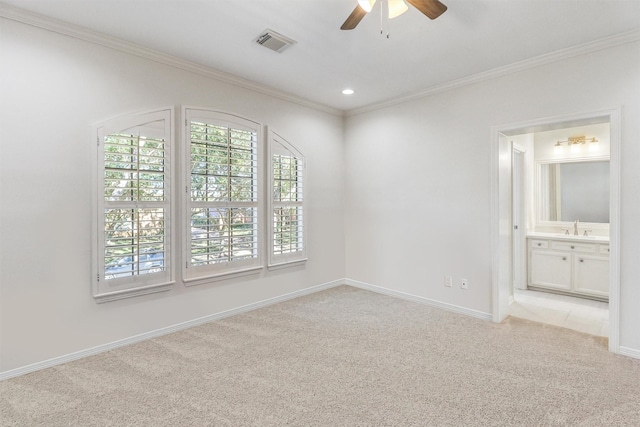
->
[406,0,447,20]
[341,5,368,30]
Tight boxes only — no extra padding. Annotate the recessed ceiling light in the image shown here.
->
[342,89,355,95]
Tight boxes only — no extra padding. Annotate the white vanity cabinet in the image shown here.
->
[528,235,609,300]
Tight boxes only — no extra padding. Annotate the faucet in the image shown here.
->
[573,219,580,236]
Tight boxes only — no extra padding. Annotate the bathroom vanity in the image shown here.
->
[527,232,609,301]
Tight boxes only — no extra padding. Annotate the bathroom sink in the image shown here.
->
[554,234,596,239]
[527,232,608,242]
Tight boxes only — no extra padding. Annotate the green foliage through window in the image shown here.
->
[272,153,303,256]
[189,120,258,267]
[102,130,167,280]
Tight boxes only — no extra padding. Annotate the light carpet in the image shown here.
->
[2,285,640,426]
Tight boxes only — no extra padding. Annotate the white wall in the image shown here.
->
[344,41,640,352]
[0,18,346,372]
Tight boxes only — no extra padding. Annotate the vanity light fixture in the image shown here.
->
[553,141,564,154]
[554,135,598,153]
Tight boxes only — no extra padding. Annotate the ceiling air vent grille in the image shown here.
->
[255,29,297,53]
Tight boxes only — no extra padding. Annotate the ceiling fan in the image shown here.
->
[341,0,447,30]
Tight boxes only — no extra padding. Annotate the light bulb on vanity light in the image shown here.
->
[553,141,563,155]
[570,142,581,153]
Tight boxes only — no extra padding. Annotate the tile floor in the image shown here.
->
[508,288,609,337]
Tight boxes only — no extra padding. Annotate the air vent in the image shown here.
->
[255,29,297,53]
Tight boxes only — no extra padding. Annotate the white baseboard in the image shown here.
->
[0,279,344,381]
[344,278,493,321]
[618,346,640,360]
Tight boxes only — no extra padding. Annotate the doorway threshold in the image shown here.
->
[509,289,608,337]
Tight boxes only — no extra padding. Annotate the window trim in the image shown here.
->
[267,128,307,268]
[182,108,264,284]
[92,108,176,303]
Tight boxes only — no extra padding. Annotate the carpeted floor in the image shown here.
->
[2,285,640,426]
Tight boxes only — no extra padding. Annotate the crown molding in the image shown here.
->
[346,28,640,117]
[0,3,343,117]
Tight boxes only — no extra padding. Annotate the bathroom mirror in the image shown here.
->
[538,159,610,223]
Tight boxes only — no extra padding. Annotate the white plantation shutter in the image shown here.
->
[94,109,174,302]
[268,129,306,267]
[184,109,262,282]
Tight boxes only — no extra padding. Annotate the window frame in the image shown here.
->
[182,108,263,284]
[92,108,175,303]
[267,128,307,268]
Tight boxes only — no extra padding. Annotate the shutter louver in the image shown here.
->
[103,130,167,279]
[185,111,261,281]
[273,154,304,255]
[268,130,306,267]
[94,109,174,302]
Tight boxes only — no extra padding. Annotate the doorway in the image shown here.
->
[491,109,621,353]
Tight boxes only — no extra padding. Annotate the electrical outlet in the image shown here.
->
[461,278,468,290]
[445,275,452,287]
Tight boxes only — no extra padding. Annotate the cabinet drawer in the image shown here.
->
[599,245,610,255]
[529,240,548,249]
[551,241,596,253]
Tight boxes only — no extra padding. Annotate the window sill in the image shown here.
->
[267,258,308,271]
[183,266,263,286]
[93,281,174,303]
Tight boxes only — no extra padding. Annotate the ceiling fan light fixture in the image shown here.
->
[341,0,446,31]
[357,0,377,13]
[388,0,409,19]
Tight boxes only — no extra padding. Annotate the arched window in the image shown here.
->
[268,129,306,268]
[93,108,175,302]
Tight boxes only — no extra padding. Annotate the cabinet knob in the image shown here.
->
[562,257,567,261]
[579,259,584,263]
[537,243,541,246]
[571,245,575,249]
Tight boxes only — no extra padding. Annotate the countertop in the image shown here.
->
[526,231,609,243]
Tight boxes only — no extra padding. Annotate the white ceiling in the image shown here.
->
[3,0,640,112]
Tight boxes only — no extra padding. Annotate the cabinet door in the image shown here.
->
[574,255,609,297]
[530,250,571,290]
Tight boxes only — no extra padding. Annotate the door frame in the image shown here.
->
[490,108,621,354]
[511,144,527,292]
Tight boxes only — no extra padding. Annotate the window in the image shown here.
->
[93,109,174,302]
[184,109,262,282]
[268,129,306,267]
[92,108,304,299]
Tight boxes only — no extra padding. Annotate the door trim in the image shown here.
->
[512,144,527,292]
